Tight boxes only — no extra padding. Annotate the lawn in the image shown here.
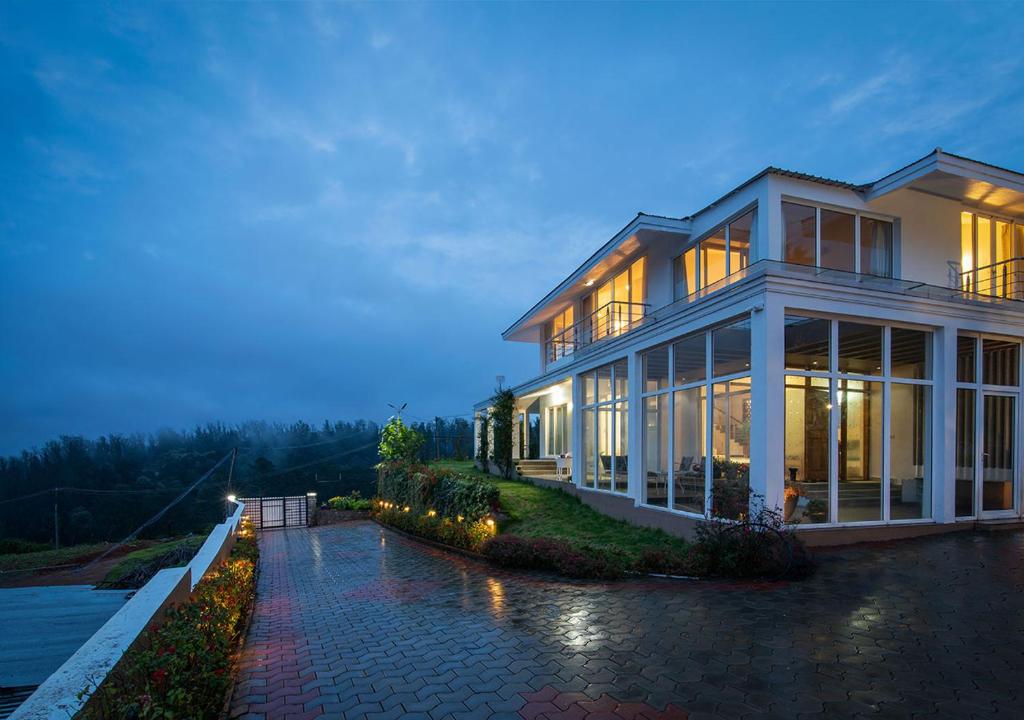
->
[431,460,690,562]
[101,536,205,586]
[0,542,122,573]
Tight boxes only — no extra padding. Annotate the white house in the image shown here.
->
[474,149,1024,545]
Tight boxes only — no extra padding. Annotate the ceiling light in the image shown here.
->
[584,279,595,287]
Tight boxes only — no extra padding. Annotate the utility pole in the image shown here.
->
[435,418,441,460]
[53,488,59,550]
[225,447,238,519]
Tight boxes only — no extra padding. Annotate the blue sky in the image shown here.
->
[1,2,1022,455]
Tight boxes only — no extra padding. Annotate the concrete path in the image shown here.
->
[230,522,1024,720]
[0,586,129,687]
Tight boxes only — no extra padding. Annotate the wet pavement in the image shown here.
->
[230,521,1024,720]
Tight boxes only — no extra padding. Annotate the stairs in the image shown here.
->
[515,458,559,478]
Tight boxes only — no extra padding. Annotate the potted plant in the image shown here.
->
[784,486,803,521]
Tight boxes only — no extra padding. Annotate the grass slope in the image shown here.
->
[431,460,689,562]
[101,536,205,585]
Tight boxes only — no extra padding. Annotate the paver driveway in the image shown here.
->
[230,522,1024,720]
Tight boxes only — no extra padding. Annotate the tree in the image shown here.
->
[490,387,516,478]
[476,413,490,471]
[378,416,425,463]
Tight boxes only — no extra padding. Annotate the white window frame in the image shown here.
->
[577,360,629,495]
[673,205,757,301]
[783,314,935,528]
[781,198,895,277]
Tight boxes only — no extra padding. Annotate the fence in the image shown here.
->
[9,501,246,720]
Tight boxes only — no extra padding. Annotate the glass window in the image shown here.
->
[582,409,595,488]
[673,334,706,386]
[712,319,751,377]
[673,387,706,514]
[783,202,816,266]
[837,380,884,522]
[711,378,751,520]
[629,257,646,308]
[957,335,976,383]
[890,384,930,520]
[644,395,669,507]
[597,405,612,491]
[674,248,697,299]
[955,389,976,518]
[614,402,628,493]
[643,346,669,393]
[613,359,629,399]
[977,216,992,272]
[838,322,882,375]
[860,217,893,277]
[982,339,1020,386]
[729,210,753,273]
[784,375,830,524]
[961,211,974,277]
[981,394,1015,512]
[583,371,596,404]
[819,209,856,272]
[701,229,727,287]
[597,364,613,402]
[891,328,931,380]
[784,315,830,371]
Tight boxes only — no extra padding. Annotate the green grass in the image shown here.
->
[0,542,121,573]
[431,460,689,562]
[101,536,205,585]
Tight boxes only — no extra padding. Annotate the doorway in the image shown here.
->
[980,393,1017,514]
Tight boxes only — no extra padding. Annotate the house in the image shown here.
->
[474,149,1024,545]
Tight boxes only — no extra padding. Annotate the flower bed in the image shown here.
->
[80,526,259,719]
[375,505,493,552]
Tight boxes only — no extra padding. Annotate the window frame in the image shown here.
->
[673,205,757,301]
[578,359,630,495]
[783,313,935,528]
[639,316,753,519]
[781,198,895,278]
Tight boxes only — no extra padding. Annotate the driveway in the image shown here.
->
[230,522,1024,720]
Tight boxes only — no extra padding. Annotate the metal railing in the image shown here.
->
[959,257,1024,300]
[545,300,648,363]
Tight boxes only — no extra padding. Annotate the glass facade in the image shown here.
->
[579,360,629,494]
[783,201,893,277]
[641,318,751,518]
[784,315,933,525]
[673,209,757,300]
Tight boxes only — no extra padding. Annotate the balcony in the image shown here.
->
[546,300,648,363]
[959,257,1024,301]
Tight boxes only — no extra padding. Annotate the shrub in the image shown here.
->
[327,491,372,512]
[376,462,498,522]
[635,547,707,577]
[489,388,516,478]
[80,526,259,719]
[376,507,492,552]
[378,416,425,462]
[483,535,627,580]
[0,538,51,555]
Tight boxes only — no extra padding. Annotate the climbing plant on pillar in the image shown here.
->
[490,387,516,478]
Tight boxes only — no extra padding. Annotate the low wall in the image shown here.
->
[313,508,370,525]
[10,501,246,720]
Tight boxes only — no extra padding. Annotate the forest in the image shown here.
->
[0,416,473,546]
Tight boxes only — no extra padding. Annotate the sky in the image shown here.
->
[1,2,1023,456]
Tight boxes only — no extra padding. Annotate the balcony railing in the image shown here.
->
[545,300,648,363]
[959,257,1024,300]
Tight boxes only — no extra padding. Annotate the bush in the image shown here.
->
[376,506,492,552]
[378,416,425,462]
[376,462,498,522]
[81,526,259,719]
[483,535,627,580]
[327,491,372,511]
[0,538,51,555]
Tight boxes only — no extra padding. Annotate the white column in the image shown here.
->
[750,293,785,514]
[571,372,583,488]
[628,350,642,504]
[934,324,958,523]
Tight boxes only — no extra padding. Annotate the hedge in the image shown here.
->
[80,525,259,719]
[376,506,493,552]
[377,462,499,522]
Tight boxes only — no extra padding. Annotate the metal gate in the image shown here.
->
[238,496,309,529]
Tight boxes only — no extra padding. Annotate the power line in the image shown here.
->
[259,442,379,479]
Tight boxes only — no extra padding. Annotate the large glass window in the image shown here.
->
[955,388,976,518]
[587,257,646,342]
[547,305,575,362]
[546,404,568,456]
[579,360,629,494]
[673,208,757,300]
[960,211,1024,299]
[783,202,816,266]
[641,316,751,518]
[783,315,933,525]
[784,201,893,277]
[820,209,856,273]
[982,338,1020,386]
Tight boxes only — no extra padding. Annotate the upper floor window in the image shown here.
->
[546,305,575,361]
[582,257,646,342]
[960,211,1024,298]
[782,201,892,278]
[673,208,755,300]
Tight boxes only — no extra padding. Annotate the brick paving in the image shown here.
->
[230,522,1024,720]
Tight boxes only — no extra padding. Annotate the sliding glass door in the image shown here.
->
[981,393,1017,514]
